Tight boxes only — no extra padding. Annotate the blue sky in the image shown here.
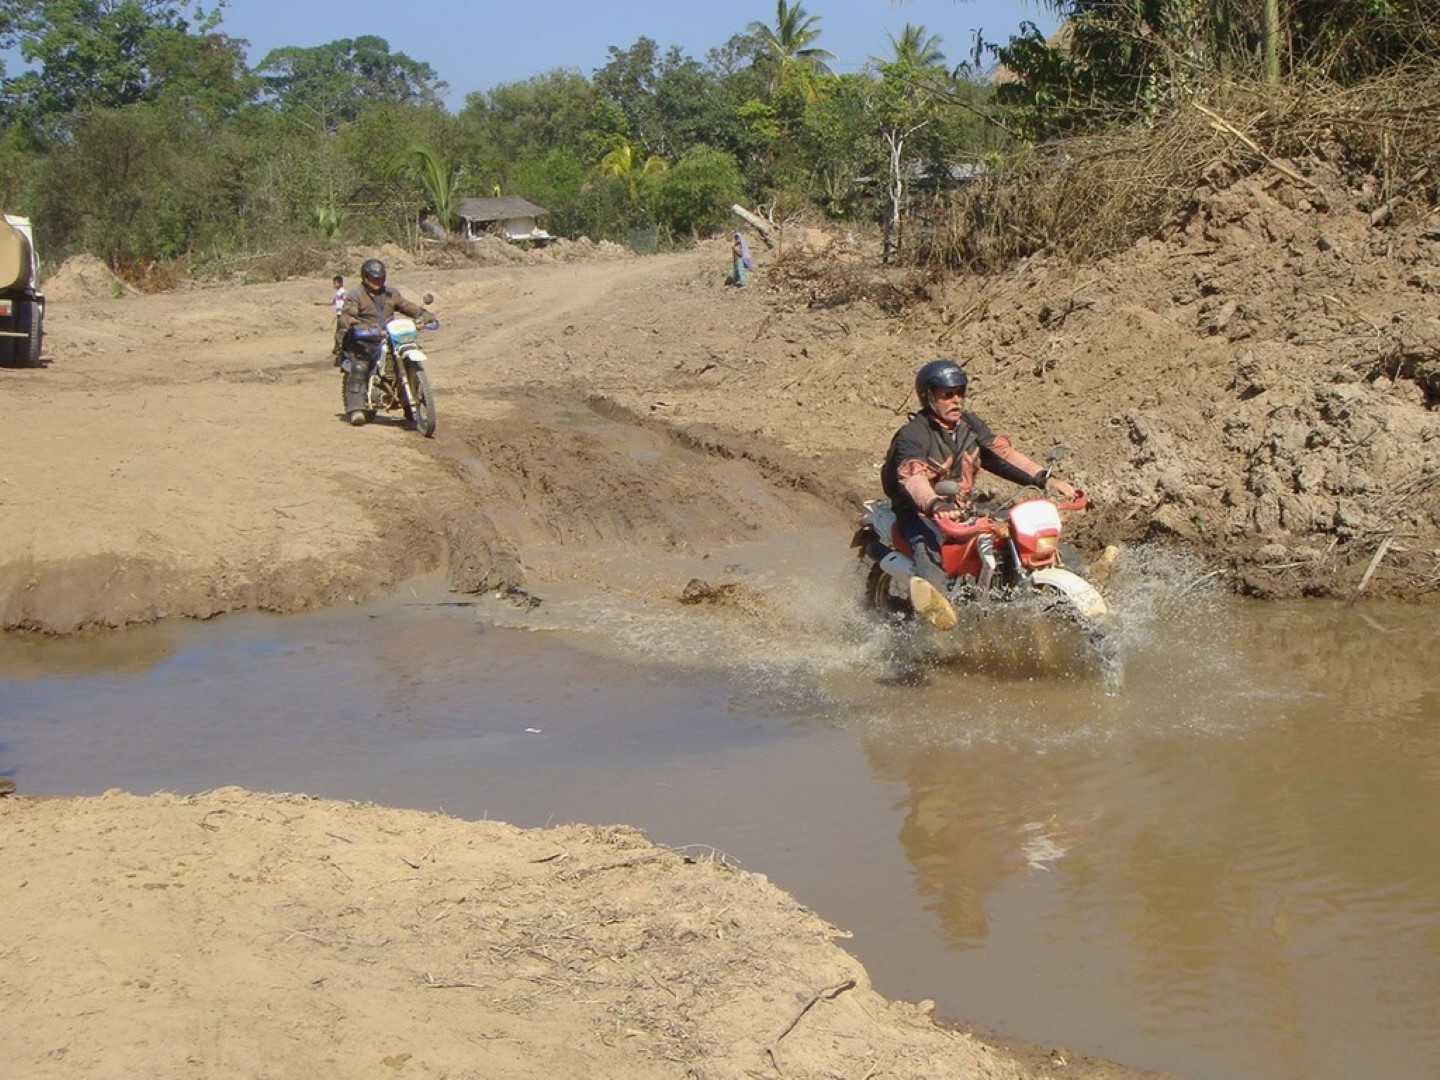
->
[217,0,1057,109]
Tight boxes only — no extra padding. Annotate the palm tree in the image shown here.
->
[885,24,946,71]
[408,145,462,235]
[597,141,669,204]
[747,0,836,94]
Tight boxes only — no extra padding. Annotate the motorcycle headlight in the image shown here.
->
[1034,535,1058,553]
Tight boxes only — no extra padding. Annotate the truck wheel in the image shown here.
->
[4,302,43,367]
[24,304,42,367]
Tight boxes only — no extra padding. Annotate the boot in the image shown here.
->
[343,367,368,426]
[909,576,957,631]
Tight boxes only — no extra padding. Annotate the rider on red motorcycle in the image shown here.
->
[881,359,1078,628]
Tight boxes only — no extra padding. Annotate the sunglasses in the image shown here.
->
[932,387,966,400]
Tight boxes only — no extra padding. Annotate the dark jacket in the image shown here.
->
[339,284,426,333]
[881,409,1045,515]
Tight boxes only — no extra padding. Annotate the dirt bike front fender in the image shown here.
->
[1031,567,1108,621]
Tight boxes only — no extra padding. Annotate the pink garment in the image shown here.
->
[734,232,753,270]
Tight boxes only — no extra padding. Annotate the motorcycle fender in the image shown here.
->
[1031,567,1108,620]
[402,347,427,365]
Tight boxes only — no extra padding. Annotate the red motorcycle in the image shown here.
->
[853,484,1111,629]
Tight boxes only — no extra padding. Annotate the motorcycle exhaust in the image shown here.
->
[976,534,997,602]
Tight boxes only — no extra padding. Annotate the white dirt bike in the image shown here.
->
[348,315,439,437]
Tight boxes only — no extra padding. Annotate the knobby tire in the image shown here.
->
[405,362,436,437]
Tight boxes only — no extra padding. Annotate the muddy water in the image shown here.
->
[2,549,1438,1080]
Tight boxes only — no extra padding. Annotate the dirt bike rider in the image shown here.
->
[881,359,1078,629]
[337,258,434,427]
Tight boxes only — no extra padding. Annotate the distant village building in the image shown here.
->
[458,197,551,245]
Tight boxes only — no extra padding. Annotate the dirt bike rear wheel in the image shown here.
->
[402,363,436,437]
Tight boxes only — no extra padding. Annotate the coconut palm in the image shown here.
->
[747,0,836,93]
[597,140,669,204]
[885,24,946,71]
[408,144,462,234]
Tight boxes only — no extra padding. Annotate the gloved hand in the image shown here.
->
[927,496,969,521]
[1035,469,1078,499]
[419,314,440,331]
[352,326,382,342]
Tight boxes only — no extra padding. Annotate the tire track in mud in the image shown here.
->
[420,389,858,608]
[384,387,887,693]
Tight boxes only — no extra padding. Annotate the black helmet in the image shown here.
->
[915,359,968,404]
[360,258,386,285]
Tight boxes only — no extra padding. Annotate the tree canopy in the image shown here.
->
[255,35,445,132]
[1,1,1434,275]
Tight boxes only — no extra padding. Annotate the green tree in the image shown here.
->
[596,140,669,205]
[593,37,665,155]
[592,38,731,160]
[867,49,949,260]
[882,24,946,71]
[651,145,744,237]
[255,36,445,134]
[0,123,39,209]
[34,100,226,265]
[332,101,455,244]
[459,69,596,164]
[0,0,232,137]
[223,107,361,249]
[505,148,588,235]
[798,73,877,217]
[408,143,462,235]
[147,27,256,122]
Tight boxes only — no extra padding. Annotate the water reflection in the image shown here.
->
[0,620,181,678]
[847,596,1440,1080]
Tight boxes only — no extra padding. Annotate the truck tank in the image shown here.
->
[0,214,45,367]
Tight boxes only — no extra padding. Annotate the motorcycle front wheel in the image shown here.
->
[1034,579,1123,691]
[402,363,436,437]
[864,562,912,621]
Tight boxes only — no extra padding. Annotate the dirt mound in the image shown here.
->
[2,788,1035,1080]
[906,155,1440,600]
[41,253,134,300]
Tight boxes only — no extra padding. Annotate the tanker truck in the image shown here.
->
[0,214,44,367]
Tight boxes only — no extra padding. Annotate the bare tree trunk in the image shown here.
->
[884,130,905,265]
[1263,0,1281,85]
[730,204,775,246]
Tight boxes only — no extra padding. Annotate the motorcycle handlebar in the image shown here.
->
[932,489,1089,536]
[935,512,996,540]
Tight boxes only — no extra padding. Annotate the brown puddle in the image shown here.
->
[2,555,1438,1080]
